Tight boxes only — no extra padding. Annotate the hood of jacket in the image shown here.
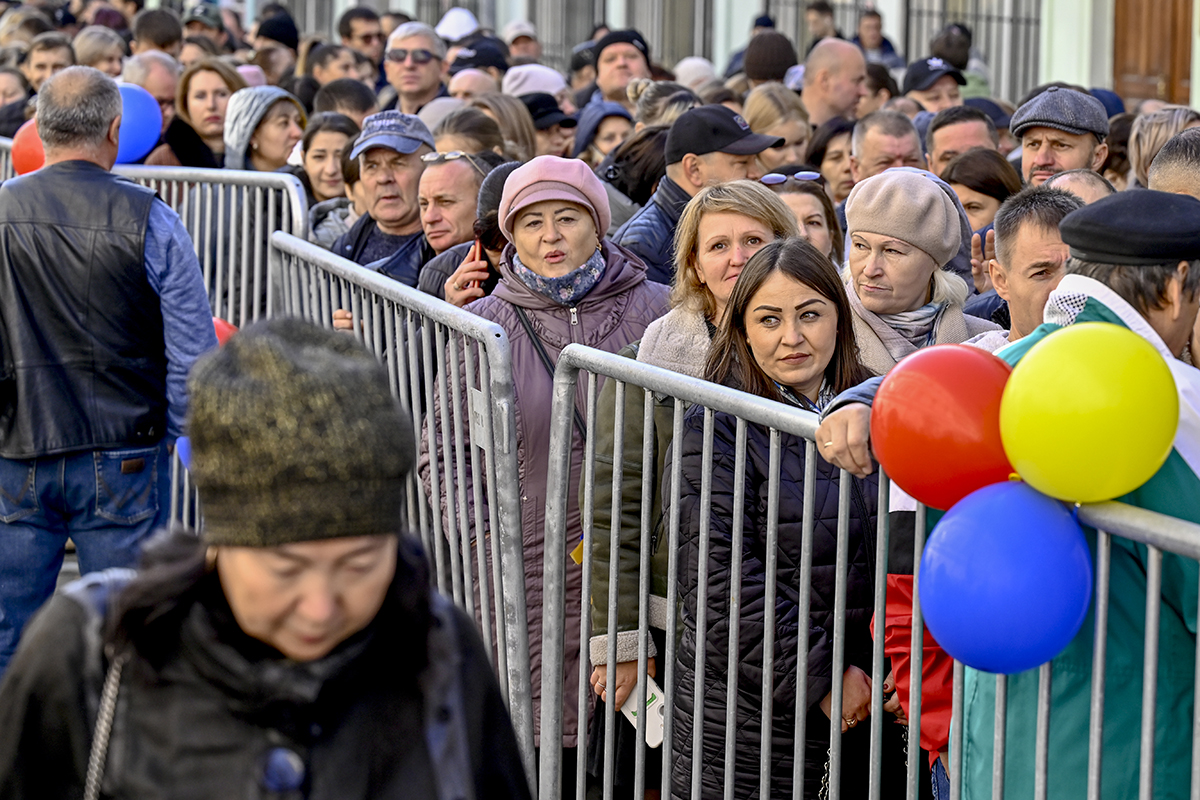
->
[224,86,304,171]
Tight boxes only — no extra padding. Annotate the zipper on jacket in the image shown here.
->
[569,306,579,326]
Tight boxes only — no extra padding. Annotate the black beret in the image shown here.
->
[1060,190,1200,265]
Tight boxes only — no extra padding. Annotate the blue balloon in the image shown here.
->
[175,436,191,470]
[116,83,162,164]
[919,481,1092,674]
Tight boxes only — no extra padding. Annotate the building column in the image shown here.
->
[1038,0,1114,91]
[1192,0,1200,108]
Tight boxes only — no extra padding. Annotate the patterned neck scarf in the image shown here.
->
[510,247,607,306]
[776,381,836,412]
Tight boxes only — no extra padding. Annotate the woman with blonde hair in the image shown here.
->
[744,82,810,177]
[586,180,798,792]
[147,57,249,168]
[469,92,538,162]
[844,169,1000,375]
[627,78,700,129]
[73,25,125,77]
[1128,105,1200,188]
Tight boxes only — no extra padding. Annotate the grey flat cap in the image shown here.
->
[1010,86,1109,140]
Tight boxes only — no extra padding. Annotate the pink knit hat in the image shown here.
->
[499,156,612,239]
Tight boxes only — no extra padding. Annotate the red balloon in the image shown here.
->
[212,317,238,346]
[871,345,1015,510]
[12,119,43,175]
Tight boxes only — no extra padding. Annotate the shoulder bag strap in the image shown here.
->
[513,305,587,442]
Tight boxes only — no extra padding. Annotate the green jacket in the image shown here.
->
[960,275,1200,800]
[586,308,711,665]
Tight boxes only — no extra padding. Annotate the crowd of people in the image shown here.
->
[0,1,1199,799]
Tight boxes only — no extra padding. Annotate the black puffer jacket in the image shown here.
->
[610,176,691,286]
[667,405,879,800]
[0,533,531,800]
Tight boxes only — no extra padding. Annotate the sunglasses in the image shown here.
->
[761,170,825,186]
[421,150,486,177]
[386,48,436,65]
[356,32,385,43]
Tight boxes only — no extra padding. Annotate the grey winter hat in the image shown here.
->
[186,318,415,548]
[223,86,306,170]
[1010,86,1109,141]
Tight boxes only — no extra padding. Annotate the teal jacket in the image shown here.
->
[960,275,1200,800]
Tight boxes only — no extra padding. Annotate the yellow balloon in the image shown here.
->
[1000,322,1179,503]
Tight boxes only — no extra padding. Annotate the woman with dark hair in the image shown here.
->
[669,237,900,799]
[806,117,856,204]
[603,124,669,208]
[760,167,843,264]
[290,112,361,206]
[940,147,1022,232]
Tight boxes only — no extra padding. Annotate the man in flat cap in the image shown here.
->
[959,189,1200,800]
[1010,86,1109,186]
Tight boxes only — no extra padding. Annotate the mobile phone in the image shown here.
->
[620,673,665,748]
[469,239,483,289]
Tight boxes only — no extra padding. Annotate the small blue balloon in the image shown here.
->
[116,83,162,164]
[261,747,306,792]
[919,481,1093,674]
[175,436,191,469]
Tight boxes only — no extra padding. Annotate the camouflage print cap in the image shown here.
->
[186,318,414,547]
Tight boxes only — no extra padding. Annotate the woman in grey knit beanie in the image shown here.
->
[843,167,1001,374]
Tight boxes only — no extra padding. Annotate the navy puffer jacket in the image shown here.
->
[667,404,879,799]
[610,176,691,286]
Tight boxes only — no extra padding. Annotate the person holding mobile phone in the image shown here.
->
[418,158,517,307]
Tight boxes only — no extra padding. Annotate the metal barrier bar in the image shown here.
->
[268,232,535,790]
[113,166,308,330]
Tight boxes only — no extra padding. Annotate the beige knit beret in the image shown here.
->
[845,170,962,267]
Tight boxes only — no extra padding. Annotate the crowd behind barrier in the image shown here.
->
[0,142,1195,800]
[3,144,1195,800]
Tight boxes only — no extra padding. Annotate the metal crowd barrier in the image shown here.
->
[113,165,308,329]
[541,342,1200,800]
[268,231,537,788]
[0,150,308,328]
[0,136,12,182]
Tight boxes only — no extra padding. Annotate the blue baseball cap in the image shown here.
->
[349,111,436,159]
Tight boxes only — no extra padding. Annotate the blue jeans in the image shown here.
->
[932,756,950,800]
[0,441,171,676]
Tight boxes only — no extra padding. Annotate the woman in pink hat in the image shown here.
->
[421,155,669,786]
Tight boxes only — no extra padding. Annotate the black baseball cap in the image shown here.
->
[449,38,509,76]
[903,57,967,94]
[519,93,577,130]
[665,105,784,164]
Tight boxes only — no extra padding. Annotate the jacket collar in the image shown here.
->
[1044,274,1174,361]
[651,176,693,220]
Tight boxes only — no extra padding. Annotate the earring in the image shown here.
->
[205,546,218,571]
[251,142,259,151]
